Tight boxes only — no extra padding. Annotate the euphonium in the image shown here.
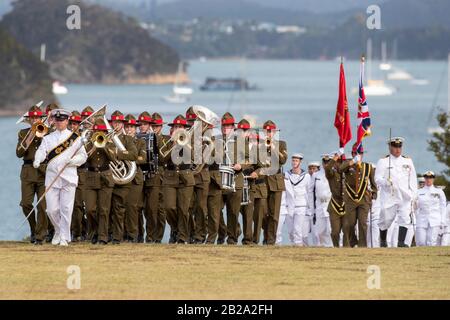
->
[103,115,137,185]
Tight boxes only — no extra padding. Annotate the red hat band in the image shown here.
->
[93,124,108,130]
[264,125,276,130]
[28,110,43,117]
[111,115,124,121]
[139,116,153,122]
[222,118,235,125]
[70,115,82,122]
[81,111,93,116]
[237,123,251,129]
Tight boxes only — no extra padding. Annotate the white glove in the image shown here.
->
[33,160,40,169]
[353,155,361,163]
[337,148,344,156]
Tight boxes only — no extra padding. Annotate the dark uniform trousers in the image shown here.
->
[163,168,195,243]
[342,197,370,247]
[264,173,285,245]
[16,129,48,241]
[109,134,138,242]
[206,170,223,244]
[328,208,347,247]
[251,179,268,244]
[189,168,210,242]
[85,169,114,242]
[240,189,254,245]
[224,173,245,244]
[144,170,165,241]
[71,167,87,239]
[125,136,146,241]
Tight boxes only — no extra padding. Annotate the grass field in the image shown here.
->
[0,241,449,300]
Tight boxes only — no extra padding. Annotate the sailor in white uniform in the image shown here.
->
[442,203,450,246]
[415,171,447,246]
[308,156,333,247]
[366,164,380,248]
[33,109,88,246]
[276,153,311,245]
[375,137,417,247]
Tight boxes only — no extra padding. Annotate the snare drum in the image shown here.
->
[219,165,235,192]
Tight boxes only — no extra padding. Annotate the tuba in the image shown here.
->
[103,115,137,185]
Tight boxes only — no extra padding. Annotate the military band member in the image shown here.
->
[81,106,94,125]
[124,114,146,242]
[33,109,88,246]
[324,149,349,247]
[16,105,48,245]
[137,111,153,242]
[375,137,417,247]
[161,115,195,244]
[145,112,169,243]
[339,144,377,247]
[414,171,446,246]
[69,111,88,241]
[84,118,116,245]
[109,111,138,244]
[261,120,288,245]
[186,107,210,244]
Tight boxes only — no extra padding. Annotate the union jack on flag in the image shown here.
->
[355,58,371,154]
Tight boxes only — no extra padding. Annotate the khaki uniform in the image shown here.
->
[16,128,48,242]
[340,161,377,247]
[190,167,210,242]
[125,136,146,241]
[143,133,169,242]
[84,143,116,242]
[71,165,87,240]
[161,141,195,243]
[324,159,351,247]
[110,133,138,242]
[263,140,288,245]
[206,165,224,244]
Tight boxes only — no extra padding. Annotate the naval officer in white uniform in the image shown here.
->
[415,171,447,246]
[375,137,417,247]
[34,109,88,246]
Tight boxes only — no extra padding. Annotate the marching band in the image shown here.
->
[15,103,450,247]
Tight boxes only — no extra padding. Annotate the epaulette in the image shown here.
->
[402,155,409,158]
[385,154,389,158]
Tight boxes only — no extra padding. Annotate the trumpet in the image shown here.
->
[265,137,272,148]
[91,131,110,148]
[19,120,49,151]
[159,128,192,158]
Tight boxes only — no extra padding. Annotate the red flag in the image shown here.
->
[334,62,352,148]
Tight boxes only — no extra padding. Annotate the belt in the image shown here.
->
[209,163,220,171]
[79,163,88,169]
[166,164,192,171]
[23,160,33,165]
[255,178,265,185]
[88,166,110,172]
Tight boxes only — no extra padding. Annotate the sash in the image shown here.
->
[345,162,371,202]
[47,132,80,163]
[330,197,345,216]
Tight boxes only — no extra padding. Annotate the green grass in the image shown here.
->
[0,242,449,300]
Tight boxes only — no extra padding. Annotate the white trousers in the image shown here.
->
[366,215,380,248]
[439,226,450,246]
[387,221,414,247]
[312,217,333,247]
[379,202,413,230]
[276,207,310,245]
[46,183,77,242]
[416,226,441,246]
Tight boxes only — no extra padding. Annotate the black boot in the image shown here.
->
[380,229,388,247]
[30,232,36,244]
[398,226,409,247]
[169,231,177,244]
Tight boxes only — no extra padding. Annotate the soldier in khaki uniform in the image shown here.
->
[69,111,88,241]
[16,105,48,245]
[340,144,377,247]
[124,114,147,242]
[143,112,169,243]
[186,107,210,244]
[109,111,138,244]
[136,111,153,242]
[161,115,195,244]
[261,120,288,245]
[206,149,224,244]
[81,106,94,124]
[84,118,116,245]
[323,150,350,247]
[235,120,264,245]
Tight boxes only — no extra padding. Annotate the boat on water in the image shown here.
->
[162,62,193,104]
[387,68,413,80]
[200,77,258,91]
[364,80,396,96]
[52,81,68,95]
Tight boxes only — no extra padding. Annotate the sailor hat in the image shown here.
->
[388,137,405,147]
[308,161,320,167]
[291,153,304,159]
[423,171,435,178]
[51,109,71,120]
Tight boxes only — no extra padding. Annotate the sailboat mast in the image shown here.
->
[367,38,372,81]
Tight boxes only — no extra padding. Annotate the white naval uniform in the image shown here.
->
[375,155,417,236]
[276,169,311,245]
[441,203,450,246]
[366,191,380,248]
[34,129,87,243]
[308,169,333,247]
[415,185,447,246]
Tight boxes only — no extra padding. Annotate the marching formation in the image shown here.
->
[16,103,450,247]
